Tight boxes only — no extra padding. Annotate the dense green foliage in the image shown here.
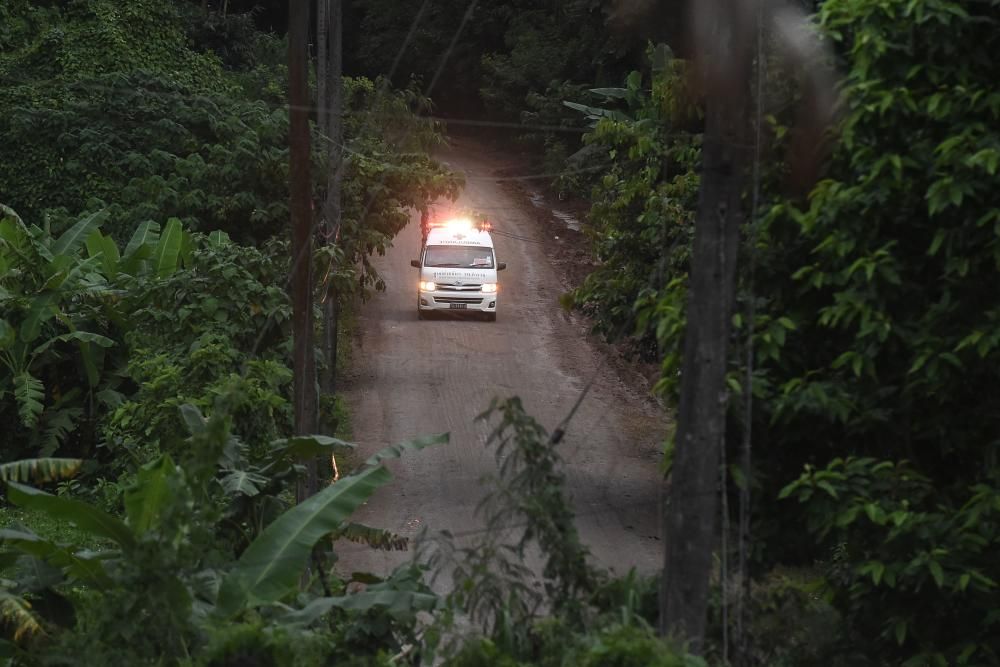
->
[750,1,1000,662]
[0,408,443,664]
[350,0,646,167]
[5,0,999,662]
[563,53,700,362]
[563,0,1000,663]
[0,0,459,660]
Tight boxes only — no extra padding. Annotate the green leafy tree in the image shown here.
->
[565,54,701,362]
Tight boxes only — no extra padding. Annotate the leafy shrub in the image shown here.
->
[565,55,700,361]
[780,457,1000,665]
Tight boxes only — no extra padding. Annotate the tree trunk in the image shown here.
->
[289,0,318,502]
[321,0,343,398]
[317,0,328,134]
[659,6,751,652]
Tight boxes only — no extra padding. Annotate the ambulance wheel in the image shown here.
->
[418,310,426,321]
[485,312,497,322]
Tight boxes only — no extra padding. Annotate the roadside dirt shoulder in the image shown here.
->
[474,137,666,415]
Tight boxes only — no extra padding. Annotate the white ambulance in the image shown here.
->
[410,218,506,321]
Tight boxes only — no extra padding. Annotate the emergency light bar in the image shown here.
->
[427,215,492,232]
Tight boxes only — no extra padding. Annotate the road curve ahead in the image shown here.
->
[337,139,666,586]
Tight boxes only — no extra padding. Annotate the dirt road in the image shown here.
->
[337,138,666,586]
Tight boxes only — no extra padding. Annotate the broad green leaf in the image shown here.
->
[32,331,114,357]
[19,296,54,343]
[207,230,231,246]
[650,43,674,72]
[264,434,355,471]
[928,560,944,587]
[325,588,437,615]
[6,483,135,550]
[80,340,101,388]
[121,221,160,274]
[0,203,25,226]
[217,465,392,615]
[588,87,628,99]
[281,589,437,626]
[124,456,176,535]
[0,459,82,484]
[562,101,631,123]
[179,227,194,268]
[39,255,74,291]
[85,230,120,277]
[151,218,183,278]
[51,210,105,257]
[868,561,885,585]
[179,404,207,435]
[220,469,270,497]
[894,619,907,645]
[363,433,448,468]
[0,319,14,349]
[0,528,111,587]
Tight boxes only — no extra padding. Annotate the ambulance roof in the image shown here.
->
[425,227,494,248]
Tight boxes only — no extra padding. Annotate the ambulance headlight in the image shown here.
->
[419,281,436,291]
[481,283,498,293]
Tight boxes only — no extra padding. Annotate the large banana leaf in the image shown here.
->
[0,203,24,225]
[151,217,183,278]
[220,469,270,497]
[215,465,392,616]
[120,221,160,275]
[362,432,448,468]
[31,331,114,357]
[51,210,105,257]
[6,483,135,551]
[0,458,82,484]
[0,319,14,349]
[85,229,120,278]
[0,528,111,587]
[280,589,437,627]
[19,295,54,343]
[124,456,175,535]
[262,434,354,473]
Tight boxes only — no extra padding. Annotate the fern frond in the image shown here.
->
[0,458,83,484]
[36,407,82,457]
[13,373,43,429]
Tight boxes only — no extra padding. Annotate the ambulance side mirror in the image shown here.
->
[497,262,507,271]
[410,259,420,268]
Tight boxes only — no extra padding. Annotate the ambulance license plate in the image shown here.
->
[449,303,467,309]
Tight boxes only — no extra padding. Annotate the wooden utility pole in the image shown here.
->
[289,0,318,501]
[658,0,837,653]
[659,0,753,651]
[320,0,344,398]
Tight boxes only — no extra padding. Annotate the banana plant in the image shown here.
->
[1,205,192,455]
[0,456,85,651]
[0,404,448,648]
[84,216,191,281]
[0,207,114,443]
